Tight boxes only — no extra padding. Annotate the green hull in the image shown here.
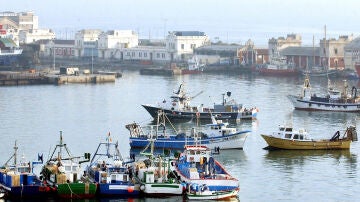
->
[57,183,97,199]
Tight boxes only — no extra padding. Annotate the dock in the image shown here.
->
[0,71,116,86]
[47,74,116,85]
[139,67,182,75]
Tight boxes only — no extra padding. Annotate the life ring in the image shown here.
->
[140,184,145,191]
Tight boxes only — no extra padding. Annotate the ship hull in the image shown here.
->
[142,104,256,122]
[261,134,351,150]
[287,95,360,112]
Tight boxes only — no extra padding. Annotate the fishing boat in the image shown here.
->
[301,66,338,77]
[0,38,23,66]
[287,75,360,112]
[0,141,53,199]
[127,110,251,150]
[182,56,204,74]
[142,83,258,122]
[40,131,97,199]
[261,124,358,150]
[132,137,184,196]
[173,144,239,191]
[186,183,239,200]
[256,54,299,76]
[85,133,140,197]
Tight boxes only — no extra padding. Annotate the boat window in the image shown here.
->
[72,166,77,171]
[190,150,195,155]
[65,166,71,171]
[111,174,117,181]
[285,134,292,139]
[300,135,304,140]
[293,134,299,139]
[285,128,293,132]
[280,127,285,131]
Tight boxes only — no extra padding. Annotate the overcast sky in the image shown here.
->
[3,0,360,45]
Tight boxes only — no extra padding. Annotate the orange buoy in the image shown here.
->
[127,186,134,193]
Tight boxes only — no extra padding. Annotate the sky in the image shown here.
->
[3,0,360,46]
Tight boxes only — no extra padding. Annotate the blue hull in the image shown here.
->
[0,183,53,198]
[130,131,250,150]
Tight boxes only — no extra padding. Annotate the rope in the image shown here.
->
[65,182,81,198]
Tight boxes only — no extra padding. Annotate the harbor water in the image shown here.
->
[0,70,359,201]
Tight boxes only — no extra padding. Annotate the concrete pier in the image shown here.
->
[0,72,49,86]
[47,74,116,85]
[0,71,116,86]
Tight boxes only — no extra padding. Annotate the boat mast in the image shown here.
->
[14,141,18,169]
[313,35,315,69]
[324,25,330,70]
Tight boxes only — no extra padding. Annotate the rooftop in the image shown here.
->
[281,46,320,56]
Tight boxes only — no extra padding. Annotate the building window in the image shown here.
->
[162,53,165,58]
[139,52,142,57]
[181,44,184,49]
[191,44,196,49]
[334,48,338,54]
[144,52,147,57]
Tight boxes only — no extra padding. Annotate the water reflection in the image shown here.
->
[264,149,353,164]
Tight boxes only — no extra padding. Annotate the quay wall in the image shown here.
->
[48,75,116,85]
[0,72,116,86]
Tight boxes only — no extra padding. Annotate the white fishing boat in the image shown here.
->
[287,75,360,112]
[186,183,239,200]
[132,138,184,196]
[182,56,204,74]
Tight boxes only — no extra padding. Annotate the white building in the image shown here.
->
[0,11,39,30]
[123,46,169,63]
[19,29,55,44]
[268,34,302,57]
[344,36,360,70]
[0,11,41,45]
[74,29,102,58]
[320,35,353,70]
[166,31,210,61]
[98,30,138,59]
[40,39,75,59]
